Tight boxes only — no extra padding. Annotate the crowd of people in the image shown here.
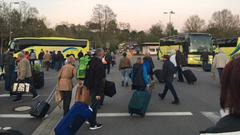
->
[0,46,239,134]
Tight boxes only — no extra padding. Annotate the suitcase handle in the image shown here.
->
[46,86,56,103]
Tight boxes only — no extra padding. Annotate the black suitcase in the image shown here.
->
[182,70,197,84]
[29,87,55,118]
[203,64,211,72]
[154,69,165,83]
[104,80,116,97]
[33,71,44,89]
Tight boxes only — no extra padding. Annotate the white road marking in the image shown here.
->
[201,112,221,124]
[0,94,50,97]
[0,112,193,119]
[97,112,193,117]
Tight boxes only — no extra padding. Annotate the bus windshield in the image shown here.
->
[189,35,213,53]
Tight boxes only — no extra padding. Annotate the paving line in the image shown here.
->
[0,112,193,119]
[201,112,221,124]
[0,94,49,98]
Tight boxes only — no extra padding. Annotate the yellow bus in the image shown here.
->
[9,37,90,59]
[159,33,214,65]
[214,37,240,59]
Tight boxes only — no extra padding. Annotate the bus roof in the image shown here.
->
[13,37,88,41]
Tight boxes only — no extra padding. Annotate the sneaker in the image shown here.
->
[89,123,103,130]
[85,121,90,125]
[171,100,180,105]
[158,93,164,100]
[13,98,23,102]
[32,95,40,100]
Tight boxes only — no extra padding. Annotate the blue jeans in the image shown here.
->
[16,77,38,99]
[121,68,131,85]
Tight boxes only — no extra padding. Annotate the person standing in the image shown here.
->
[29,49,37,66]
[159,55,180,104]
[201,49,209,70]
[143,53,155,80]
[86,48,105,130]
[51,51,56,69]
[38,49,44,67]
[3,49,15,92]
[212,49,229,80]
[175,50,184,82]
[131,57,149,91]
[13,52,39,102]
[43,50,52,71]
[119,52,132,87]
[55,51,64,71]
[111,52,116,67]
[104,51,112,74]
[56,56,76,115]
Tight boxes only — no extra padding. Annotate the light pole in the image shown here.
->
[163,11,175,36]
[9,1,20,41]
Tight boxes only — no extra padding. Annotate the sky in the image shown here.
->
[10,0,240,31]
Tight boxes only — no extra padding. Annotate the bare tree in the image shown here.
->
[207,9,240,38]
[183,15,205,32]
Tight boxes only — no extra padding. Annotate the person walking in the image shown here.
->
[131,57,149,91]
[111,52,116,67]
[119,52,132,87]
[38,49,44,67]
[86,48,105,130]
[43,50,52,71]
[13,52,39,102]
[3,49,15,92]
[212,49,229,80]
[159,55,180,104]
[175,50,184,82]
[56,56,76,116]
[201,57,240,134]
[29,49,37,66]
[51,51,56,69]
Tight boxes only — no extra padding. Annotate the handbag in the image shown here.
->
[12,83,30,93]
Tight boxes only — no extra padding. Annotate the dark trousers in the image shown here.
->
[30,59,35,66]
[62,91,72,116]
[177,66,184,81]
[55,61,62,71]
[16,77,38,99]
[202,60,208,69]
[4,67,14,91]
[89,96,101,127]
[162,79,179,101]
[105,64,111,74]
[217,68,224,80]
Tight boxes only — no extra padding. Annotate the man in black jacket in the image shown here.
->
[86,48,106,130]
[175,50,184,82]
[159,55,180,104]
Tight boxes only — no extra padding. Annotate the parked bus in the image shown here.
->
[213,37,240,59]
[9,37,90,59]
[159,33,214,65]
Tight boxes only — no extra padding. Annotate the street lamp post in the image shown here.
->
[9,1,20,41]
[163,11,175,36]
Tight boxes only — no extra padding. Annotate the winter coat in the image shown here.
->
[131,63,148,90]
[17,58,32,80]
[162,60,175,81]
[119,57,131,70]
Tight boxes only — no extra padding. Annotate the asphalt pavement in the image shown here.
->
[0,56,222,135]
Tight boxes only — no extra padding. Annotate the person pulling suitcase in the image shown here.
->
[158,55,180,105]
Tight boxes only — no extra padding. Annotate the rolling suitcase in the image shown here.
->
[104,80,116,97]
[154,69,165,83]
[128,90,151,117]
[203,64,211,72]
[29,87,55,118]
[182,70,197,84]
[54,102,93,135]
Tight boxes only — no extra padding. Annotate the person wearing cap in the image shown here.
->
[13,52,39,102]
[86,48,105,130]
[56,56,76,116]
[212,49,229,80]
[159,55,180,105]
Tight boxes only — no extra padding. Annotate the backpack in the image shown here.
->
[77,56,91,80]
